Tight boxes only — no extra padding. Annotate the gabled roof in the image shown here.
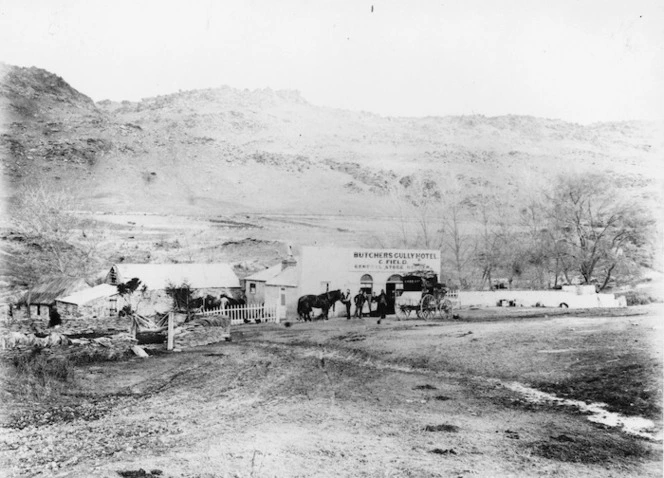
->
[266,266,298,288]
[106,263,240,289]
[245,263,284,282]
[57,284,118,306]
[20,278,90,305]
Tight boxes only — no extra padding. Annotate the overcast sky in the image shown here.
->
[1,0,662,123]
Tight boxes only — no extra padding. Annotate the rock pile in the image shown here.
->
[174,315,231,349]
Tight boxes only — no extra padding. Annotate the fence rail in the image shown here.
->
[200,304,279,325]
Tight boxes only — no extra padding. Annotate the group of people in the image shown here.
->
[340,289,389,324]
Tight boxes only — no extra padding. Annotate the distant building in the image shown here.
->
[56,284,124,320]
[17,278,90,320]
[104,263,241,315]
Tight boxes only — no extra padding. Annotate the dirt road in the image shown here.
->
[1,309,662,477]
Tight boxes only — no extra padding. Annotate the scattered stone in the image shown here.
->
[430,448,457,455]
[424,424,460,433]
[414,384,437,390]
[131,346,149,358]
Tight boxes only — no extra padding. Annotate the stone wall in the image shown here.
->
[174,315,231,349]
[458,290,624,308]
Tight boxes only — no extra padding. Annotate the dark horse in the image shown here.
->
[297,289,342,322]
[219,293,246,309]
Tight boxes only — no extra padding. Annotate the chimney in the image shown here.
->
[282,245,297,270]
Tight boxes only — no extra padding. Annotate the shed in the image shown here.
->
[244,263,286,305]
[265,265,299,319]
[56,284,123,319]
[19,278,90,319]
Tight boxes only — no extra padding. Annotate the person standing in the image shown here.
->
[377,289,388,324]
[341,289,352,320]
[353,290,365,318]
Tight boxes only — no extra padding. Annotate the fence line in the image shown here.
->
[200,303,279,325]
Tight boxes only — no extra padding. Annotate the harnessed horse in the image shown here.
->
[297,289,342,321]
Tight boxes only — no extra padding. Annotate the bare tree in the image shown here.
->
[470,195,505,290]
[10,182,103,282]
[544,173,655,289]
[441,198,473,289]
[389,174,444,249]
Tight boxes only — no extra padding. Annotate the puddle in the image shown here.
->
[505,382,662,441]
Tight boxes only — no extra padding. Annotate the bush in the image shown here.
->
[9,349,75,399]
[616,291,659,306]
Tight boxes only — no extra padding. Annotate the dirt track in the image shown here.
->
[1,309,662,477]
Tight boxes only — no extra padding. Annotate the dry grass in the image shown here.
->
[6,348,75,401]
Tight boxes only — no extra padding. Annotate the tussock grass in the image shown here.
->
[8,348,75,400]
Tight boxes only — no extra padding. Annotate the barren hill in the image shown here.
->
[1,63,662,217]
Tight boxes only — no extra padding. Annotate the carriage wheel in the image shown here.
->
[439,299,453,318]
[419,294,435,320]
[395,305,409,321]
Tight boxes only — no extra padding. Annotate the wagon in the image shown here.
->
[394,270,453,320]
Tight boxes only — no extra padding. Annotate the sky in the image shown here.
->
[1,0,663,123]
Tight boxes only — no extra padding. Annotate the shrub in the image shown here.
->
[616,291,660,306]
[9,349,75,399]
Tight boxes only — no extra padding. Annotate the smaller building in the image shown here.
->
[56,284,124,320]
[265,264,299,319]
[18,278,90,319]
[245,254,299,319]
[244,263,284,305]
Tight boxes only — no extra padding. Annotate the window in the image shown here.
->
[280,288,286,306]
[360,274,373,294]
[249,283,256,294]
[109,298,117,314]
[109,267,118,285]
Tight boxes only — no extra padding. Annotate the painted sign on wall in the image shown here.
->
[351,250,440,272]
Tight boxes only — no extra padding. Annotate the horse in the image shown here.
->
[219,293,245,309]
[297,289,342,322]
[203,295,223,310]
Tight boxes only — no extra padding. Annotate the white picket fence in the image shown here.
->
[200,304,279,326]
[447,289,461,308]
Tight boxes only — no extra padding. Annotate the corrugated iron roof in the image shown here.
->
[245,263,284,282]
[20,278,90,305]
[57,284,118,306]
[266,266,298,287]
[107,263,240,289]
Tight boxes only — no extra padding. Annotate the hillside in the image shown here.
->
[1,63,662,218]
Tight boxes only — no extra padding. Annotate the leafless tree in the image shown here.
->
[10,182,103,283]
[544,173,655,290]
[441,198,473,289]
[388,174,444,249]
[469,194,505,290]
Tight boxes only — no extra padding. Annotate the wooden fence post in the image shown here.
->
[167,310,174,351]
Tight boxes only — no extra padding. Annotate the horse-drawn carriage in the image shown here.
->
[395,270,453,320]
